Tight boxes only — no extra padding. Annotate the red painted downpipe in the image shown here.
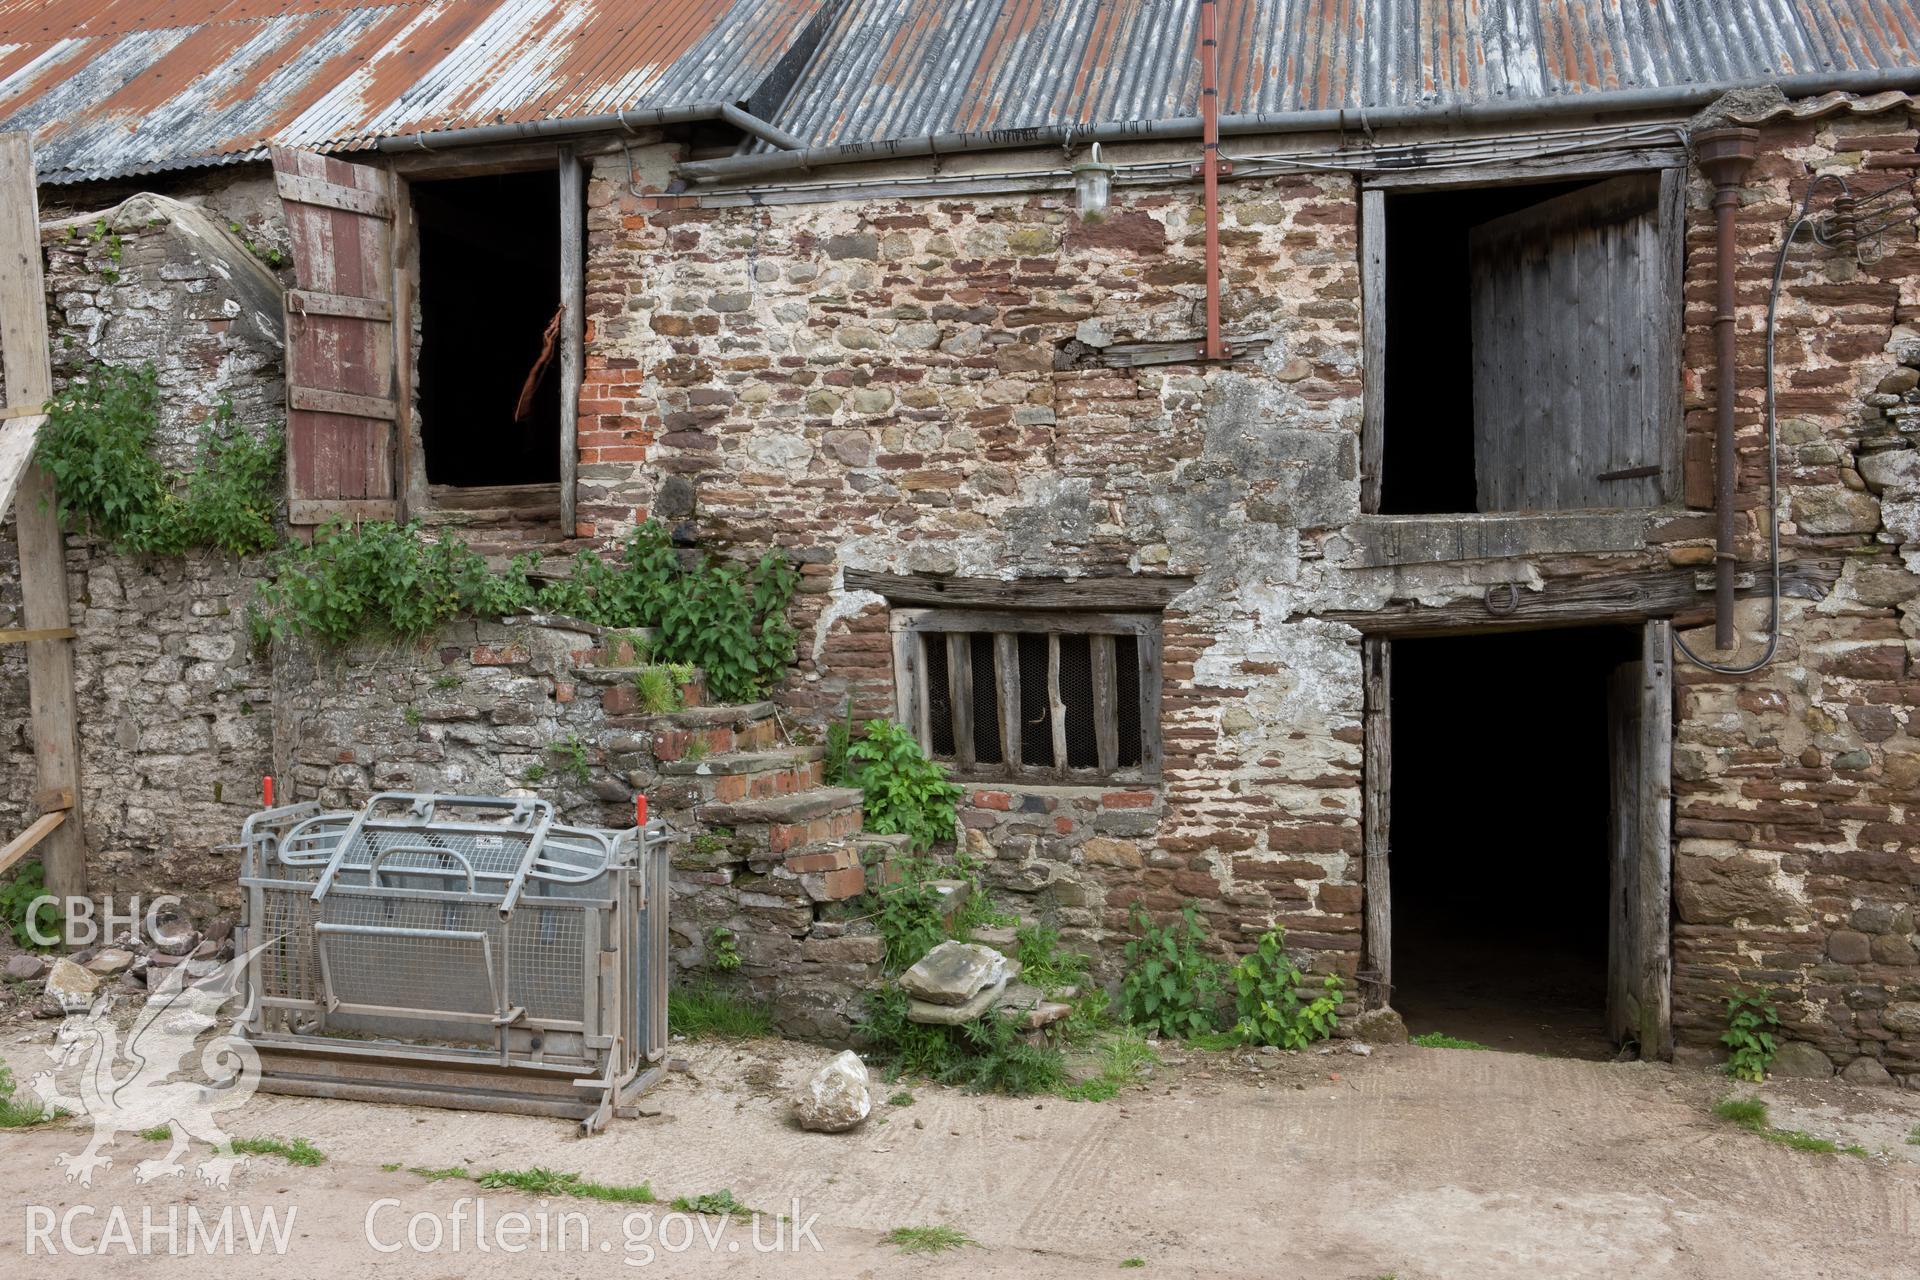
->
[1693,127,1759,650]
[1198,0,1226,360]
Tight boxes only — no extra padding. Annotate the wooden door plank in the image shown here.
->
[274,171,392,217]
[1360,188,1388,513]
[1362,636,1391,1009]
[1606,662,1642,1046]
[0,131,85,908]
[1638,618,1674,1059]
[558,146,583,537]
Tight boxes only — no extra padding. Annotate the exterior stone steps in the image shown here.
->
[702,786,865,858]
[662,746,826,802]
[605,701,780,760]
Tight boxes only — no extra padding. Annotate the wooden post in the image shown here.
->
[0,132,85,911]
[558,146,583,538]
[1362,636,1391,1008]
[1638,619,1674,1059]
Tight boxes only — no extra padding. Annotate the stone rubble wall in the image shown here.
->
[580,110,1920,1078]
[0,187,287,913]
[0,107,1914,1071]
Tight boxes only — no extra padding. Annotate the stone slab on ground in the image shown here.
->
[907,973,1011,1025]
[898,940,1010,1005]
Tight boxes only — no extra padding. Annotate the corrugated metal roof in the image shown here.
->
[4,0,1919,184]
[0,0,829,182]
[769,0,1920,147]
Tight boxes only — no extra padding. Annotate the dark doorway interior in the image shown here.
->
[1389,625,1639,1058]
[1378,178,1596,514]
[414,170,562,488]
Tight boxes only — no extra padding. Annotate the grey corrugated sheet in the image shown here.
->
[767,0,1920,147]
[0,0,830,183]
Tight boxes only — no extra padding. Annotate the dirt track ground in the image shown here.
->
[3,1030,1918,1279]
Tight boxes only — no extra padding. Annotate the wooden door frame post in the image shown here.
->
[0,132,85,910]
[1362,635,1391,1009]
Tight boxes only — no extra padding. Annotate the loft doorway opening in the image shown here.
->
[413,169,563,490]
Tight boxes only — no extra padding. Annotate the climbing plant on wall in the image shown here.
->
[34,362,281,556]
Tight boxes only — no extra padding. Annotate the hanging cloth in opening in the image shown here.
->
[514,305,565,422]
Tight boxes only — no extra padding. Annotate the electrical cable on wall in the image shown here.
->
[1674,172,1867,674]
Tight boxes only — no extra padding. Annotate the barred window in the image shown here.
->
[891,610,1162,783]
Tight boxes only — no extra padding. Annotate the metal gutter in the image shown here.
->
[676,67,1920,183]
[374,102,804,155]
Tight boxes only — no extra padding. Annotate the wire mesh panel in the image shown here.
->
[1017,633,1055,768]
[969,633,1003,764]
[1058,633,1100,768]
[1116,634,1143,767]
[924,633,955,756]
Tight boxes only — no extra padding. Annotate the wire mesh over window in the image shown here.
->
[924,635,954,757]
[970,634,1002,765]
[904,614,1158,783]
[1017,633,1055,768]
[1058,634,1099,768]
[1115,633,1143,768]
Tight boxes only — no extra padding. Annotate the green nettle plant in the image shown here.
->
[1121,903,1226,1040]
[842,719,963,853]
[0,860,59,950]
[35,362,281,556]
[1230,928,1343,1049]
[1721,987,1781,1082]
[251,520,799,704]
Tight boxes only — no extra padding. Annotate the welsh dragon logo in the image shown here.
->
[29,942,269,1188]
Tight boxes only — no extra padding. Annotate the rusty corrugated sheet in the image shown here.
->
[6,0,1920,184]
[0,0,829,182]
[768,0,1920,148]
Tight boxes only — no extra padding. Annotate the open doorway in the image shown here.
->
[412,169,563,490]
[1384,624,1659,1059]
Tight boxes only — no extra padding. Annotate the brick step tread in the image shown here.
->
[661,747,826,777]
[701,786,864,826]
[604,701,775,730]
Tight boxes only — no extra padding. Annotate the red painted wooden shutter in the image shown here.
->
[273,146,402,526]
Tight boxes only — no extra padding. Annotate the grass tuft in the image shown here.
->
[1907,1126,1920,1147]
[0,1065,63,1128]
[1712,1097,1769,1127]
[477,1167,654,1204]
[138,1124,174,1142]
[887,1090,915,1107]
[668,983,774,1040]
[1411,1032,1491,1051]
[409,1165,473,1182]
[1121,1259,1147,1269]
[232,1136,325,1167]
[885,1225,979,1255]
[669,1189,758,1219]
[1062,1029,1161,1102]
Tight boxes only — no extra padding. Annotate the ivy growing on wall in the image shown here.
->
[250,521,799,704]
[33,362,280,556]
[35,362,800,703]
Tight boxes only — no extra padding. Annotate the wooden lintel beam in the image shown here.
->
[845,568,1193,611]
[1316,559,1840,638]
[0,626,75,644]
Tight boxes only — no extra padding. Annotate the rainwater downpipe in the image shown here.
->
[1198,0,1226,360]
[1692,128,1759,651]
